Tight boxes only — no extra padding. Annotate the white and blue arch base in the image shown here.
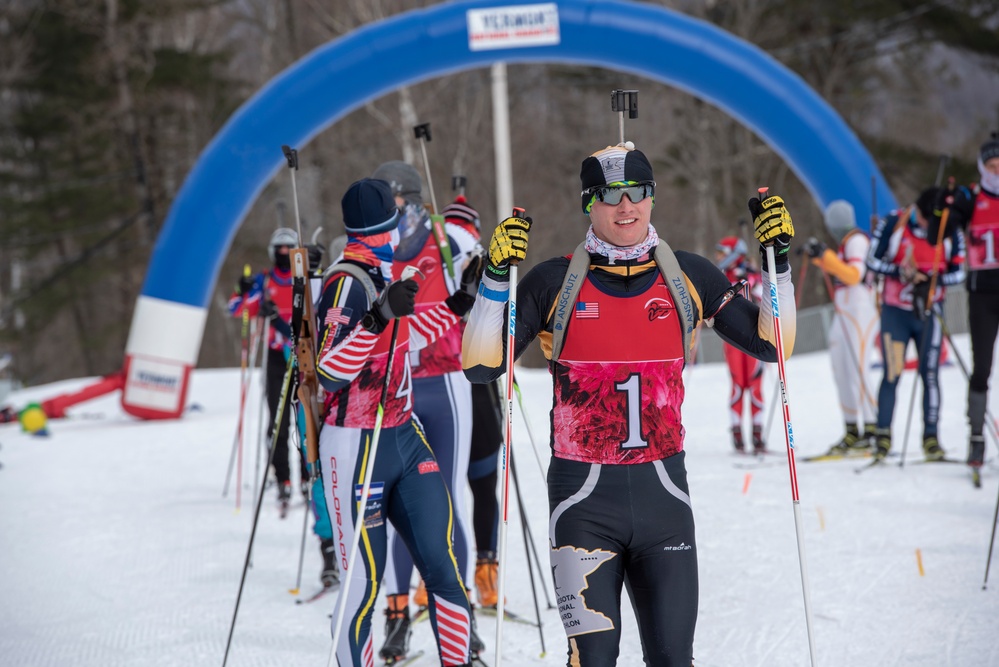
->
[122,0,895,418]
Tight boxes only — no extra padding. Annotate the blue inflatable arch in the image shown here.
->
[121,0,895,418]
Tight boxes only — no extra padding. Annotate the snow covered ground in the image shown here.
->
[1,335,998,667]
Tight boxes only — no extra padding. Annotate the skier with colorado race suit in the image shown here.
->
[314,177,482,667]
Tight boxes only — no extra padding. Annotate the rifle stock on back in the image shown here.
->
[290,247,321,468]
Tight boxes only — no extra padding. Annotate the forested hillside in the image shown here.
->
[1,0,997,383]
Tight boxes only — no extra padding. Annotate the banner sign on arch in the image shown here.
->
[467,3,561,50]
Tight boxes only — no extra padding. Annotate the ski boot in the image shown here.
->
[862,424,877,449]
[320,538,339,587]
[751,425,766,455]
[922,435,946,462]
[731,426,745,453]
[475,553,499,608]
[469,601,486,658]
[277,481,292,518]
[873,429,891,462]
[970,435,986,488]
[969,435,986,468]
[827,424,861,456]
[379,594,412,664]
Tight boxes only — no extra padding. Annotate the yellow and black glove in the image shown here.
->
[486,215,532,278]
[748,194,794,270]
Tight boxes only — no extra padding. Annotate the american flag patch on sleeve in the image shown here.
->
[324,307,352,334]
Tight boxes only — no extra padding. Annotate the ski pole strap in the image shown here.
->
[550,241,694,364]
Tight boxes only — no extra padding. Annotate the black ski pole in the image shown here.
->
[510,451,554,610]
[871,175,879,228]
[413,123,455,279]
[510,454,548,659]
[983,481,999,590]
[413,123,439,213]
[933,154,951,191]
[289,406,311,596]
[898,305,934,468]
[222,352,297,667]
[252,318,271,507]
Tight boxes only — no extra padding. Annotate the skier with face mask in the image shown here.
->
[229,227,313,512]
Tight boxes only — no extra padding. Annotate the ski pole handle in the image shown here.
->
[413,123,439,214]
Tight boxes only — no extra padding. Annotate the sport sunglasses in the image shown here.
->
[583,181,656,211]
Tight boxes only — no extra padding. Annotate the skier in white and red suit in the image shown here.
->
[713,235,766,453]
[461,143,797,667]
[802,200,880,455]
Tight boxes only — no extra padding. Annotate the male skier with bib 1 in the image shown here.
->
[461,143,797,666]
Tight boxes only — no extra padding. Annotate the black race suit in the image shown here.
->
[462,243,795,666]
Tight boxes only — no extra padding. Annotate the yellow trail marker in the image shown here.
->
[915,549,925,576]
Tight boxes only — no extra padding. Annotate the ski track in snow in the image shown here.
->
[2,341,999,666]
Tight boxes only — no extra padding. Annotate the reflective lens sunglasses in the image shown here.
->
[583,181,655,210]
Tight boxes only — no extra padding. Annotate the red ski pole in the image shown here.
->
[757,187,817,665]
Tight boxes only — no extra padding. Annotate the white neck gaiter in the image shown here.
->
[584,224,660,264]
[979,158,999,196]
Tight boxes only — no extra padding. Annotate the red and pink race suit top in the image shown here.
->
[393,235,463,379]
[553,271,686,465]
[881,223,956,309]
[315,263,463,430]
[967,189,999,271]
